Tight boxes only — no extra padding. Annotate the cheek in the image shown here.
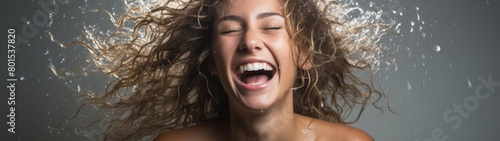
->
[212,38,236,69]
[266,34,295,63]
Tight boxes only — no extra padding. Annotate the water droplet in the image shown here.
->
[77,85,82,93]
[406,81,412,91]
[46,93,50,96]
[395,23,402,30]
[260,109,264,113]
[435,45,441,52]
[20,76,25,81]
[467,78,472,88]
[47,12,54,27]
[302,128,308,134]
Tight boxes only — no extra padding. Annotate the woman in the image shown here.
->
[70,0,390,140]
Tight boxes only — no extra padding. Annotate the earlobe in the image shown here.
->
[298,52,313,70]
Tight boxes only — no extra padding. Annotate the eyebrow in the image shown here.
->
[216,12,284,25]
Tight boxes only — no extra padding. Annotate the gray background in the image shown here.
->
[1,0,499,140]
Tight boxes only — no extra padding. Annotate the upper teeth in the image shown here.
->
[238,62,273,74]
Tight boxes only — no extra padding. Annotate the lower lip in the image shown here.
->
[233,73,277,92]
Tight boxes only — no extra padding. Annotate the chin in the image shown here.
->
[237,93,278,110]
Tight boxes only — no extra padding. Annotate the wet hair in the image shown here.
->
[61,0,391,140]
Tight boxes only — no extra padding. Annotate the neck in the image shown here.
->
[228,90,296,141]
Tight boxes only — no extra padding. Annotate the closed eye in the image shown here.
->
[220,29,243,34]
[264,26,282,30]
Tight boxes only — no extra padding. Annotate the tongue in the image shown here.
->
[244,74,269,84]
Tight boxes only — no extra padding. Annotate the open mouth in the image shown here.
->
[235,62,276,85]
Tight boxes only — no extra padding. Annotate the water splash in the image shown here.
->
[47,12,54,27]
[125,0,164,14]
[47,0,409,139]
[434,45,441,52]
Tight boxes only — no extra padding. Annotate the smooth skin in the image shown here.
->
[156,0,374,140]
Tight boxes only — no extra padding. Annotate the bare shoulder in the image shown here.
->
[305,116,374,141]
[154,123,227,141]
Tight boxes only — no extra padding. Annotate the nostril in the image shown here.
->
[238,43,262,53]
[237,43,249,52]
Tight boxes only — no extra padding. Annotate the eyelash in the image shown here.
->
[220,29,242,34]
[264,26,282,30]
[219,26,282,34]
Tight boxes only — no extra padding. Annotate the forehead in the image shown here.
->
[215,0,284,17]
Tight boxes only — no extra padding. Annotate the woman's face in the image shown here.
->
[211,0,300,110]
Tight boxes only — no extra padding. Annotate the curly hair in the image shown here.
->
[57,0,392,140]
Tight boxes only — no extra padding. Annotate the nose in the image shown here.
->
[238,29,262,53]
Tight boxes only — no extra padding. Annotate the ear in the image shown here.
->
[297,50,313,70]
